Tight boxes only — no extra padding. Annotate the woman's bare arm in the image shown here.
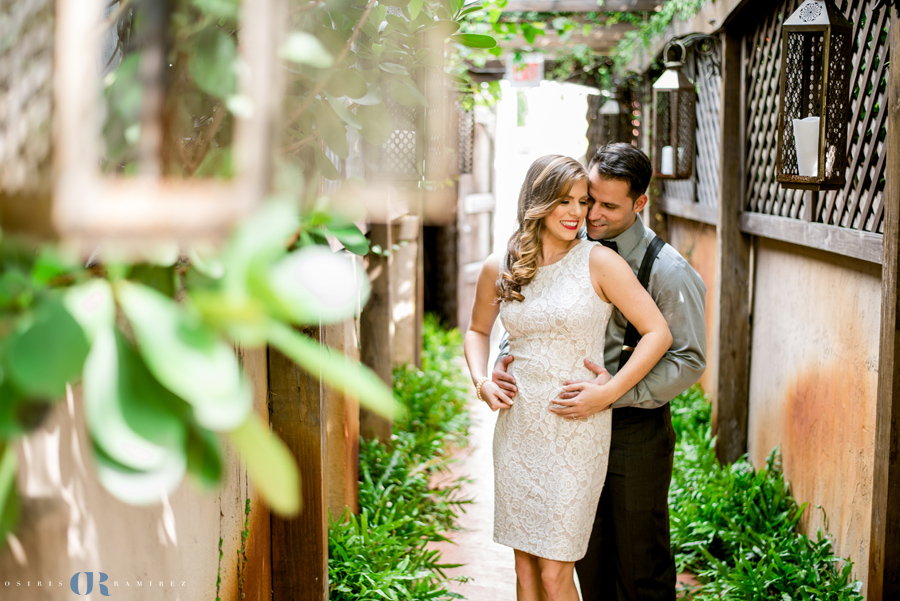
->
[463,254,513,411]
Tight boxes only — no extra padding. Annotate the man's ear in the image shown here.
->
[633,194,649,213]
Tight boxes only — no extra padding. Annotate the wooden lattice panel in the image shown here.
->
[661,41,722,206]
[744,0,888,233]
[0,0,54,199]
[457,100,475,175]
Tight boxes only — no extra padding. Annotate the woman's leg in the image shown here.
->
[537,558,579,601]
[514,550,546,601]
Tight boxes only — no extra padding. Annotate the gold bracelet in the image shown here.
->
[475,376,490,401]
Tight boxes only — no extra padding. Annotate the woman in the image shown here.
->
[464,155,672,601]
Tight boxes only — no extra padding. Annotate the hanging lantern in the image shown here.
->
[0,0,278,250]
[776,0,852,190]
[652,41,696,180]
[599,94,624,145]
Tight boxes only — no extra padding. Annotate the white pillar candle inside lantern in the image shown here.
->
[792,116,820,177]
[660,145,674,175]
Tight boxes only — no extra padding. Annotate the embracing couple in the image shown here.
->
[464,143,707,601]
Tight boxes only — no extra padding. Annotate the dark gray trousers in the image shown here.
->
[575,404,677,601]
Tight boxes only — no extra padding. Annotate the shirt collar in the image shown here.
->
[590,214,646,258]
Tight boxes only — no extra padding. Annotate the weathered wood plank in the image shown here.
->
[867,11,900,600]
[238,345,273,601]
[268,327,327,601]
[739,212,883,264]
[658,197,718,226]
[359,222,394,442]
[501,0,660,12]
[714,28,751,464]
[324,321,360,518]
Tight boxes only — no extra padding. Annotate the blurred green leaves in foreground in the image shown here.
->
[0,0,499,541]
[0,204,387,523]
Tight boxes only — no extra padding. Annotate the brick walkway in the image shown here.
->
[428,397,518,600]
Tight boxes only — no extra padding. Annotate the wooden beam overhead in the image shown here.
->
[502,0,661,12]
[499,29,629,53]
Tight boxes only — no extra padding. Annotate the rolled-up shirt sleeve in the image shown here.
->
[610,250,708,409]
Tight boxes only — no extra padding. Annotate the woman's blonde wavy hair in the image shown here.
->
[497,155,588,302]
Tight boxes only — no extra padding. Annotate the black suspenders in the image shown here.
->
[617,235,667,371]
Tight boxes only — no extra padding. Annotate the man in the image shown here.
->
[492,143,707,600]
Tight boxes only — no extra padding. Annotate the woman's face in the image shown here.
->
[542,178,591,242]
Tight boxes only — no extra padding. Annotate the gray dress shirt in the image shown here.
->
[497,214,707,409]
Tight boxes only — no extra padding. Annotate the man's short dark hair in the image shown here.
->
[588,143,652,200]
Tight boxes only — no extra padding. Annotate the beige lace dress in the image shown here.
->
[495,240,613,561]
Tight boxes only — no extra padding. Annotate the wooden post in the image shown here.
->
[713,28,751,463]
[268,327,327,601]
[324,320,360,517]
[391,214,419,366]
[868,11,900,600]
[415,197,425,368]
[359,222,394,441]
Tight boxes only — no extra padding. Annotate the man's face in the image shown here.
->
[585,167,648,240]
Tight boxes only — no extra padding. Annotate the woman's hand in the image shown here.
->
[480,380,514,412]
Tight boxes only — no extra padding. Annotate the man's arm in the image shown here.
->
[611,254,707,409]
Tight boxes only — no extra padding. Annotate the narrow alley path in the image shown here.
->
[428,396,517,601]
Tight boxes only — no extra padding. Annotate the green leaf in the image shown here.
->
[6,297,89,399]
[264,320,397,419]
[191,0,238,20]
[450,33,498,49]
[116,281,252,432]
[325,94,362,129]
[260,246,369,324]
[127,264,177,298]
[408,0,423,20]
[189,27,237,99]
[280,32,335,69]
[389,80,428,107]
[316,102,349,159]
[457,3,484,18]
[351,85,384,106]
[30,246,78,286]
[64,279,116,344]
[0,443,19,537]
[521,24,538,45]
[82,329,188,472]
[314,147,340,180]
[357,103,394,146]
[222,202,299,297]
[324,222,369,255]
[325,69,368,99]
[229,415,300,516]
[379,63,409,76]
[186,427,223,489]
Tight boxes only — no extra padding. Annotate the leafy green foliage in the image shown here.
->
[669,386,864,600]
[1,0,500,544]
[328,316,471,600]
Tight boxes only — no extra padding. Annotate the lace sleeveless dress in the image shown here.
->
[495,240,613,561]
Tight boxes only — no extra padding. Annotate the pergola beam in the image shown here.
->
[501,0,661,12]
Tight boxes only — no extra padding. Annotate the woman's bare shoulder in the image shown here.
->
[588,242,621,268]
[480,252,502,278]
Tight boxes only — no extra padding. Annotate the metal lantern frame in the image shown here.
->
[0,0,280,249]
[599,92,625,145]
[651,40,697,180]
[775,0,852,191]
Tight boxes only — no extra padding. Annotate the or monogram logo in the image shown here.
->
[69,572,111,596]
